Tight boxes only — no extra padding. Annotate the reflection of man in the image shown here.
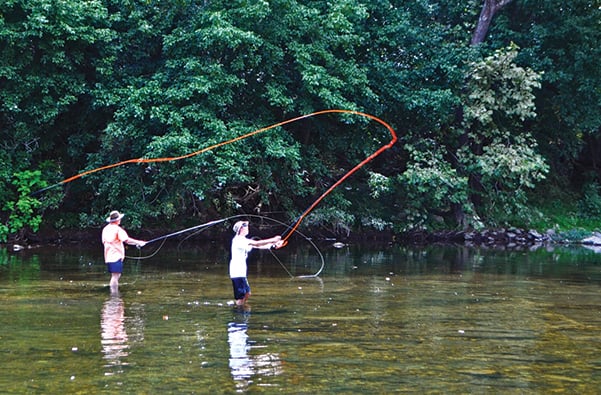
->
[228,312,252,391]
[101,295,129,375]
[227,310,283,391]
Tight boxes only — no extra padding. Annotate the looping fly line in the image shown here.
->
[36,109,397,241]
[130,214,326,278]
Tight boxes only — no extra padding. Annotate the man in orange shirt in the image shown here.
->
[102,210,146,294]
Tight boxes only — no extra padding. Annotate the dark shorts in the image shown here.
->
[231,277,251,300]
[106,260,123,274]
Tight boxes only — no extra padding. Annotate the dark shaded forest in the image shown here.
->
[2,0,601,243]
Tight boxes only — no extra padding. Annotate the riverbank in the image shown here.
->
[5,224,601,252]
[399,227,601,251]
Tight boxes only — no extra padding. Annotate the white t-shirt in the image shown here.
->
[229,235,253,278]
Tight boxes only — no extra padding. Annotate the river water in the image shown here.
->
[1,241,601,394]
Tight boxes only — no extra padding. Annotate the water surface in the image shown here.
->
[1,243,600,393]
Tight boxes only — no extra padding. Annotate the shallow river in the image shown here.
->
[1,241,601,394]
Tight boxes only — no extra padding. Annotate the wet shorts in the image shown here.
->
[106,260,123,274]
[231,277,251,300]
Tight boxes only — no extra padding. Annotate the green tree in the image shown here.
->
[0,0,113,238]
[1,171,48,242]
[459,46,547,224]
[2,0,599,240]
[399,45,547,230]
[492,0,601,188]
[87,0,380,233]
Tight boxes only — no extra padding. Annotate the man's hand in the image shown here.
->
[272,240,285,249]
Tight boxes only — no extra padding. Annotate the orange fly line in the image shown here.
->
[39,109,397,242]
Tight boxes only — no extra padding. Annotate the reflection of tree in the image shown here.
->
[101,295,129,375]
[1,250,42,282]
[227,310,283,391]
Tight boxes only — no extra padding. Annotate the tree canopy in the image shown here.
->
[1,0,601,242]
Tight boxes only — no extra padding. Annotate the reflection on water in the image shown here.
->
[101,295,129,374]
[228,307,283,392]
[2,243,601,393]
[100,295,146,378]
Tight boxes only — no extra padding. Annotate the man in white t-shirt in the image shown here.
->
[230,221,283,306]
[102,210,146,294]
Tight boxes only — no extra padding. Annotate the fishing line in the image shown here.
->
[37,110,395,274]
[125,237,167,260]
[177,224,213,248]
[32,110,397,240]
[268,248,294,278]
[146,218,230,244]
[278,111,397,245]
[128,213,325,277]
[124,219,229,260]
[124,218,232,261]
[172,215,314,278]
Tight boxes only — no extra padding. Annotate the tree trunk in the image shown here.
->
[451,0,515,229]
[471,0,515,45]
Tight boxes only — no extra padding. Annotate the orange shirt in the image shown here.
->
[102,223,130,263]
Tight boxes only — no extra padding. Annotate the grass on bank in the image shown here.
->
[517,184,601,241]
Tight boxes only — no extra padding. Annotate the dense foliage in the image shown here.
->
[1,0,600,242]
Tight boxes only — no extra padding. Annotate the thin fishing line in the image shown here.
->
[146,218,230,244]
[268,248,294,278]
[221,214,325,277]
[177,226,209,249]
[40,110,394,274]
[279,110,397,244]
[32,110,397,241]
[131,213,325,277]
[126,237,167,260]
[124,219,231,260]
[171,220,223,251]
